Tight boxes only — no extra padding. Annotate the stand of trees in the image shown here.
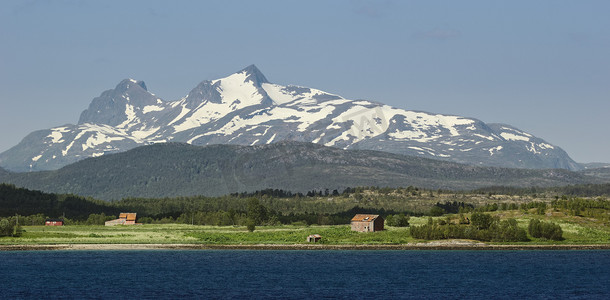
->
[552,197,610,221]
[385,214,410,227]
[0,216,22,237]
[433,201,474,214]
[471,183,610,197]
[410,213,529,242]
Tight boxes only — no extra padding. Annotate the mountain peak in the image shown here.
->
[239,64,269,84]
[116,79,147,91]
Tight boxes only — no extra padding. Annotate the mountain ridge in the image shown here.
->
[0,65,581,172]
[0,142,603,201]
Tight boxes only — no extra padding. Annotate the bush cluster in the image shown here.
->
[528,219,563,240]
[552,197,610,221]
[385,214,410,227]
[410,213,528,242]
[0,217,22,237]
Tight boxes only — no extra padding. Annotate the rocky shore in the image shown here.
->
[2,241,610,251]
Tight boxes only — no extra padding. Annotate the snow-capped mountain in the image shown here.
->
[0,65,581,172]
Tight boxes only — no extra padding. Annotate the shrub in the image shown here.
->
[0,217,21,237]
[0,218,13,236]
[429,206,445,216]
[410,216,527,242]
[385,214,410,227]
[470,212,495,230]
[492,219,528,242]
[528,219,563,240]
[246,219,256,232]
[385,215,394,226]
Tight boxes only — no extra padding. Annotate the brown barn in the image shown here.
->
[351,214,384,232]
[45,219,64,226]
[105,213,138,226]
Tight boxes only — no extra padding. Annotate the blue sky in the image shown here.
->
[1,0,609,163]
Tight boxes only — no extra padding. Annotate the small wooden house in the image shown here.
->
[105,213,138,226]
[350,214,384,232]
[307,234,322,243]
[45,219,64,226]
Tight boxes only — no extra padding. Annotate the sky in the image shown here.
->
[1,0,609,163]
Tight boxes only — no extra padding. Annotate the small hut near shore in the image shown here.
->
[307,234,322,243]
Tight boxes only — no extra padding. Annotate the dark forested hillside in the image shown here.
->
[0,184,119,219]
[0,142,605,200]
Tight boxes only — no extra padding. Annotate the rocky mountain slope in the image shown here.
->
[0,142,602,200]
[0,65,581,172]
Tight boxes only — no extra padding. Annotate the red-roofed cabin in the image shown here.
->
[351,214,384,232]
[45,219,64,226]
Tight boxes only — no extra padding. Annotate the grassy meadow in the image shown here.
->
[2,211,609,246]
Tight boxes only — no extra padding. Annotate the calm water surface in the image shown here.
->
[1,250,609,299]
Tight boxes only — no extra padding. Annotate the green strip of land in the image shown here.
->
[2,185,609,249]
[2,213,608,249]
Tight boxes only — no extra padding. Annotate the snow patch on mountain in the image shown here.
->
[501,132,530,142]
[388,129,438,142]
[489,146,503,156]
[143,105,165,114]
[168,102,191,127]
[212,71,265,107]
[267,133,277,144]
[131,127,160,140]
[173,101,233,132]
[117,104,137,128]
[82,132,125,152]
[47,128,68,144]
[473,133,496,141]
[261,83,298,105]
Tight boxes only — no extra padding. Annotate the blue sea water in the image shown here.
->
[0,250,609,299]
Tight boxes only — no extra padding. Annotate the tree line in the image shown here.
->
[471,183,610,197]
[1,183,607,230]
[410,212,529,242]
[409,212,563,242]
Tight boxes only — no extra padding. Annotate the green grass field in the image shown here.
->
[0,224,414,245]
[2,213,609,246]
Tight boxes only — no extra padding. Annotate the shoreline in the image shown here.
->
[2,242,610,251]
